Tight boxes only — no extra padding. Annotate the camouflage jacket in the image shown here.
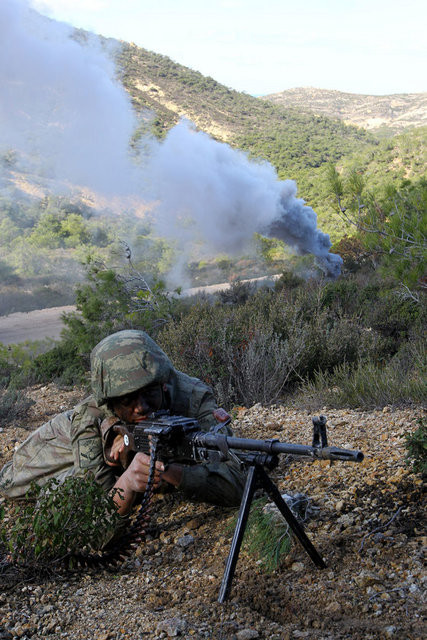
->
[0,370,245,506]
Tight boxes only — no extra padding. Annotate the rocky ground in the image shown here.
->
[0,384,425,640]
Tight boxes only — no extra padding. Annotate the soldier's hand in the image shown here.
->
[106,433,125,464]
[122,452,165,492]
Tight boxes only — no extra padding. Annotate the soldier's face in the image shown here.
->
[111,384,164,423]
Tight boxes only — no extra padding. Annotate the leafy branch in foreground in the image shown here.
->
[1,474,122,569]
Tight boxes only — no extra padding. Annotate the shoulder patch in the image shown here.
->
[78,437,102,469]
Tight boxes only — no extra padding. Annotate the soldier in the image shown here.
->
[0,330,246,517]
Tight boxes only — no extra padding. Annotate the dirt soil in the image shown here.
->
[0,385,425,640]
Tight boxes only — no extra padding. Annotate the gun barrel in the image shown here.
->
[195,433,364,463]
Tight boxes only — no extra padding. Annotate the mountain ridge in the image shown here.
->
[263,87,427,133]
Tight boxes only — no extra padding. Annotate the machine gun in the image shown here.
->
[115,411,364,602]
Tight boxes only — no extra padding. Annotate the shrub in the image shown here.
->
[1,474,122,568]
[159,279,406,407]
[296,353,426,410]
[403,418,427,475]
[0,388,35,426]
[0,342,52,390]
[30,341,88,387]
[159,293,309,406]
[229,497,292,572]
[274,269,304,292]
[217,279,257,305]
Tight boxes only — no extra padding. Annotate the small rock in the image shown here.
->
[354,570,383,588]
[173,549,184,562]
[385,626,397,637]
[157,617,187,637]
[325,601,341,615]
[176,534,194,548]
[374,533,386,543]
[335,500,344,512]
[236,629,259,640]
[291,562,304,572]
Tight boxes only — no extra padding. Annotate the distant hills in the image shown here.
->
[263,87,427,134]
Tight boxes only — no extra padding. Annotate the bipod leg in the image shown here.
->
[218,464,258,603]
[258,466,326,569]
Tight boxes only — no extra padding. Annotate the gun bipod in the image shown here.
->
[218,460,326,603]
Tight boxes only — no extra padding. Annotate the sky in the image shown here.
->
[32,0,426,97]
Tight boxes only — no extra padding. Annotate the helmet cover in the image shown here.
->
[90,330,172,404]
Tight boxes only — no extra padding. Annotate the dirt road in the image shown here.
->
[0,305,75,345]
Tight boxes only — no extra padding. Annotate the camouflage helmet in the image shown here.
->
[90,330,173,404]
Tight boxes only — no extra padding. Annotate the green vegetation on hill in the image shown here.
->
[0,192,172,315]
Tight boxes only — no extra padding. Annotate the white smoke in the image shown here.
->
[0,0,139,196]
[144,121,343,276]
[1,0,342,277]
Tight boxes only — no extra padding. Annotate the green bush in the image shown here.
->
[296,344,426,409]
[228,498,292,572]
[160,277,400,407]
[1,474,122,568]
[217,279,257,305]
[30,341,88,387]
[0,388,35,426]
[403,418,427,475]
[0,342,50,390]
[161,289,296,405]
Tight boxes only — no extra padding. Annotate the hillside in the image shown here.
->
[263,87,427,135]
[111,42,427,224]
[117,43,377,183]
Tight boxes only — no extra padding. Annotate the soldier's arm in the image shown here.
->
[70,402,118,492]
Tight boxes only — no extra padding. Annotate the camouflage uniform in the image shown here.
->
[0,330,245,506]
